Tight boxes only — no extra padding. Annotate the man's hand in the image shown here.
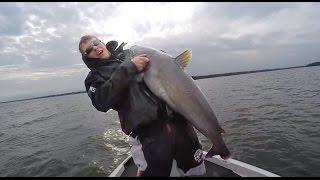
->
[131,54,149,71]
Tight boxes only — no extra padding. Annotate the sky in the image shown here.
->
[0,2,320,102]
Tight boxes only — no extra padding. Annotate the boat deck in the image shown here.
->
[120,157,240,177]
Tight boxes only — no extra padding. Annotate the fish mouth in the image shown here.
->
[98,50,103,55]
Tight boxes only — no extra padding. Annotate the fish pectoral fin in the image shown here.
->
[175,50,192,69]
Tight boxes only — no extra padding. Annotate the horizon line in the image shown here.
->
[1,63,319,104]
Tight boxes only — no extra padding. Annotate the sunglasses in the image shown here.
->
[84,39,102,55]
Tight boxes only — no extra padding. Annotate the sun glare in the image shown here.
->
[87,2,199,45]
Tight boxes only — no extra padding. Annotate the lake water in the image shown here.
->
[0,66,319,177]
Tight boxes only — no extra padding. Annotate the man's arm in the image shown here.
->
[85,53,149,112]
[85,60,139,112]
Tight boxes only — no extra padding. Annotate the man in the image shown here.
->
[79,35,206,176]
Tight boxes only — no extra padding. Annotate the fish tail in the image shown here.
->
[205,144,231,160]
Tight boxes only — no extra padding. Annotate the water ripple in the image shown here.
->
[0,67,319,176]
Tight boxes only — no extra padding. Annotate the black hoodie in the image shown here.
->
[83,41,168,135]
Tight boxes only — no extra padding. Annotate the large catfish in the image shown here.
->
[130,45,231,160]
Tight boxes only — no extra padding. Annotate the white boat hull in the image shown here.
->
[109,151,280,177]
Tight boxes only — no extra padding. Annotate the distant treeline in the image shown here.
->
[1,91,86,104]
[191,66,305,80]
[192,62,320,80]
[306,62,320,67]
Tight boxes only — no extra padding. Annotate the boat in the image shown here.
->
[109,151,280,177]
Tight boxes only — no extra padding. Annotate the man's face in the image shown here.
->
[81,37,111,59]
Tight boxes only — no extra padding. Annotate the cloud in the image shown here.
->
[0,64,88,81]
[132,2,320,75]
[0,3,24,36]
[0,64,89,102]
[0,2,320,101]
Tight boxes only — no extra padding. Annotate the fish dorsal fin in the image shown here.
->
[175,50,192,69]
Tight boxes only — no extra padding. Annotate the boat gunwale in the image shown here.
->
[109,151,280,177]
